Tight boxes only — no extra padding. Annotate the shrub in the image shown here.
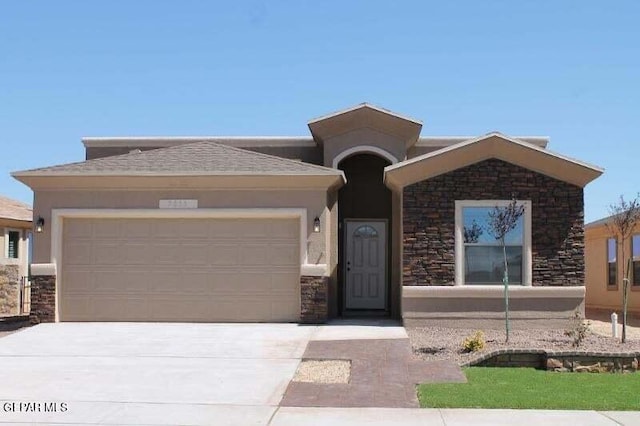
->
[564,310,590,348]
[462,330,486,352]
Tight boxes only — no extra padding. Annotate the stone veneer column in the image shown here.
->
[0,265,20,315]
[29,263,57,324]
[300,275,328,323]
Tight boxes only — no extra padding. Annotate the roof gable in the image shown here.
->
[307,103,422,147]
[384,133,603,190]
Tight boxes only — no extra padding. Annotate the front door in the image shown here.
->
[345,220,386,310]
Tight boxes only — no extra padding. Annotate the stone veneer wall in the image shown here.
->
[29,275,56,324]
[0,265,20,315]
[468,348,639,373]
[403,158,584,286]
[300,276,328,323]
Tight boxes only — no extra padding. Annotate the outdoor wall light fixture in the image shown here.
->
[313,216,321,233]
[35,217,45,233]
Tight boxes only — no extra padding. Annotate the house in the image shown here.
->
[0,195,32,316]
[585,216,640,315]
[12,103,603,327]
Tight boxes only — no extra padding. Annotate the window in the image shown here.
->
[5,229,20,259]
[633,235,640,286]
[607,238,617,287]
[455,200,531,285]
[354,225,378,238]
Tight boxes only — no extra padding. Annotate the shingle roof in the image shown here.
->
[0,195,32,222]
[12,141,343,177]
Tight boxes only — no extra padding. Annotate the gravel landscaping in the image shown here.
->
[408,324,640,365]
[293,359,351,384]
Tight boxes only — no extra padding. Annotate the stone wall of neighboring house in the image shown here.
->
[403,158,584,287]
[0,265,20,316]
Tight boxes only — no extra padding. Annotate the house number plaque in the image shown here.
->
[159,199,198,209]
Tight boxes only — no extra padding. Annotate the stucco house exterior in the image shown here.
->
[585,216,640,315]
[0,195,32,316]
[13,104,603,327]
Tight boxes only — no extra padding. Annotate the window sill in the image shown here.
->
[607,285,619,291]
[403,285,585,299]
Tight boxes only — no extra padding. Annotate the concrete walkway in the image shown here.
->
[270,407,640,425]
[281,339,465,407]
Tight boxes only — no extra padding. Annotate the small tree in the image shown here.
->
[487,198,525,343]
[464,220,483,244]
[606,194,640,343]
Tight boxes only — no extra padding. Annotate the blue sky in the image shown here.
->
[1,1,638,222]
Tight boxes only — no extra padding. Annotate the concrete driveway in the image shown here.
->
[1,322,638,425]
[0,322,318,425]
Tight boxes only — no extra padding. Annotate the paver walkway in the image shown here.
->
[280,338,465,408]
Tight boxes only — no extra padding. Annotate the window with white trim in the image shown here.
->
[607,237,617,287]
[455,200,531,285]
[4,229,20,259]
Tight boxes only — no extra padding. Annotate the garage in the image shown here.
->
[60,217,300,322]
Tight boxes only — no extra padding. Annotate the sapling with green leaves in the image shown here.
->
[606,194,640,343]
[487,198,525,343]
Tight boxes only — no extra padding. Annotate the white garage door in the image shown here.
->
[60,217,300,322]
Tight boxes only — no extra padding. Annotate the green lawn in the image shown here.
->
[418,367,640,410]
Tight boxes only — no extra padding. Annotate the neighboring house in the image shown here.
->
[12,103,603,327]
[585,217,640,315]
[0,195,32,316]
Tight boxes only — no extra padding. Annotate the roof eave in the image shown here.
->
[13,172,346,191]
[383,133,604,189]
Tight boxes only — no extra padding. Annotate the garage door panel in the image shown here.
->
[240,244,269,265]
[93,243,123,265]
[270,220,299,238]
[153,244,181,265]
[152,271,186,293]
[60,296,92,320]
[122,271,152,293]
[269,244,299,265]
[271,299,300,321]
[241,221,270,238]
[63,242,93,266]
[63,270,92,293]
[94,271,137,293]
[271,272,301,290]
[64,219,93,238]
[208,245,240,266]
[182,244,210,265]
[179,221,208,239]
[123,243,153,265]
[94,221,121,238]
[61,217,301,322]
[207,221,239,238]
[121,220,153,238]
[152,221,181,239]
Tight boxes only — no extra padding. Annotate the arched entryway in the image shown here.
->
[337,153,392,315]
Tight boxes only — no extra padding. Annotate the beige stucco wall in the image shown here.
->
[390,190,402,318]
[585,223,640,314]
[32,189,330,268]
[327,189,339,318]
[0,218,31,278]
